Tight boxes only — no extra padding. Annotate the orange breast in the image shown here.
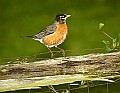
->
[43,24,68,47]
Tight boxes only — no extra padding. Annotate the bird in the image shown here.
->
[23,13,71,57]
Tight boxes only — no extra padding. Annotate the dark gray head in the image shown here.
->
[55,13,71,24]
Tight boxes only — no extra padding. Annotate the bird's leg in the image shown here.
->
[46,47,54,58]
[56,46,65,57]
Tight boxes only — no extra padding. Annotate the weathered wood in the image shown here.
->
[0,52,120,92]
[0,52,120,80]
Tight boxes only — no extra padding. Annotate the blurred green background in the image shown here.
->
[0,0,120,92]
[0,0,120,58]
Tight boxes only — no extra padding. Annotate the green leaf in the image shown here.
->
[103,40,113,52]
[81,81,87,85]
[113,38,117,49]
[99,23,104,30]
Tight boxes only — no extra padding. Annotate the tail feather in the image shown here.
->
[21,36,35,39]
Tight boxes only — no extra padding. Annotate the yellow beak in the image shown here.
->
[66,14,71,19]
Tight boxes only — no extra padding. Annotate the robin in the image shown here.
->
[23,13,71,57]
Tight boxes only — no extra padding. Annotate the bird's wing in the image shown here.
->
[34,23,57,39]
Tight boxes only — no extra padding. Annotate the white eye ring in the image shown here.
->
[60,16,66,20]
[60,16,64,18]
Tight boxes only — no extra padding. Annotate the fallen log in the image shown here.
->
[0,52,120,92]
